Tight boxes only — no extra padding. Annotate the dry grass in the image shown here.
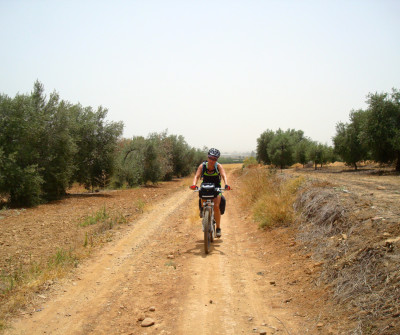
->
[237,167,304,228]
[223,163,243,171]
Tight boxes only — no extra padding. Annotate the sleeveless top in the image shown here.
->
[201,161,221,187]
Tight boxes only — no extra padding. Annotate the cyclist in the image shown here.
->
[190,148,230,238]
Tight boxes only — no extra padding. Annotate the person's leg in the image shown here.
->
[213,195,221,228]
[199,198,203,217]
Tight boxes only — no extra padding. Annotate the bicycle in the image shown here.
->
[193,183,224,254]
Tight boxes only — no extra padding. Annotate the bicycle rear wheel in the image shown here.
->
[203,209,211,254]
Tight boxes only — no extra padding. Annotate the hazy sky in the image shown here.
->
[1,1,399,153]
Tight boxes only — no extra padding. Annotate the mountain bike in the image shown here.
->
[194,183,224,254]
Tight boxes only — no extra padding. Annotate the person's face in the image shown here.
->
[208,156,217,164]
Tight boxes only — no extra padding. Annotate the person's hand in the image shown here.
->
[225,185,231,190]
[189,185,198,190]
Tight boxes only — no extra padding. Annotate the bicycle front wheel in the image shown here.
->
[210,219,215,243]
[203,209,211,254]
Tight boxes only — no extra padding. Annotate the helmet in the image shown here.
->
[208,148,220,158]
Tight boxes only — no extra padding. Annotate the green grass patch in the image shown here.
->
[79,207,128,230]
[164,261,176,269]
[136,199,145,213]
[0,249,78,297]
[48,248,78,269]
[79,207,129,247]
[79,206,108,227]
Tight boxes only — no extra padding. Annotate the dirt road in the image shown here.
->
[5,170,332,334]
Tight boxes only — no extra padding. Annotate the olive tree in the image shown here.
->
[361,89,400,171]
[333,110,369,170]
[256,130,274,164]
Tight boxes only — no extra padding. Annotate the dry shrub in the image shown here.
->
[329,161,347,167]
[294,181,400,334]
[239,168,304,228]
[295,185,349,239]
[291,163,303,169]
[328,245,400,335]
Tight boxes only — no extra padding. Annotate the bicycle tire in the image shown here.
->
[203,209,211,254]
[210,219,215,243]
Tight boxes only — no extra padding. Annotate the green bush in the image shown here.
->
[242,156,258,168]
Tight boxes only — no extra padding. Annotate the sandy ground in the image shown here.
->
[2,169,339,335]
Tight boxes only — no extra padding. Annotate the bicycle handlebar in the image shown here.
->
[193,188,225,193]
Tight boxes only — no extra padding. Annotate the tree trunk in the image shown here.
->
[354,162,358,171]
[396,151,400,172]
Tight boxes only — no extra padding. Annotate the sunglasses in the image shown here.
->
[208,156,218,161]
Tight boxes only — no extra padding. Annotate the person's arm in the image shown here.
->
[192,164,203,186]
[219,164,228,186]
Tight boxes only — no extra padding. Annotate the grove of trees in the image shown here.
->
[256,128,334,169]
[256,89,400,172]
[0,82,203,207]
[113,132,204,188]
[333,89,400,171]
[0,81,124,206]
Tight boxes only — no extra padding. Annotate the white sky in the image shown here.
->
[1,1,399,153]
